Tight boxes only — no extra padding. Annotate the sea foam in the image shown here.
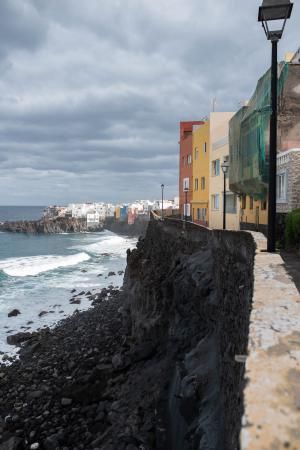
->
[72,235,136,257]
[0,252,90,277]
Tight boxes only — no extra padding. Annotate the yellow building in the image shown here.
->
[240,195,268,232]
[209,112,240,230]
[115,206,121,219]
[191,122,210,226]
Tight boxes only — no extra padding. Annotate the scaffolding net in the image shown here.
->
[229,62,289,197]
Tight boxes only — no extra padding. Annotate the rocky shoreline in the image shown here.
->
[0,217,103,234]
[0,287,170,450]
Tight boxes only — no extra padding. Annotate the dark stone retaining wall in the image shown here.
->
[104,216,149,237]
[124,217,255,449]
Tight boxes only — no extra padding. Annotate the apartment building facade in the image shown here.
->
[209,112,240,230]
[229,53,300,232]
[191,121,210,226]
[179,121,204,218]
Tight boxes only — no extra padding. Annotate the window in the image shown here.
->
[197,208,206,221]
[212,159,220,176]
[184,203,190,217]
[183,178,189,190]
[261,200,267,210]
[241,195,246,209]
[249,196,254,210]
[194,178,199,191]
[194,148,199,160]
[211,194,220,210]
[277,172,287,202]
[203,142,207,153]
[187,154,192,165]
[226,193,237,214]
[201,177,205,190]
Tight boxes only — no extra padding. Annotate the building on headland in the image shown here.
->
[191,121,210,226]
[43,206,68,218]
[179,121,204,219]
[229,51,300,233]
[209,112,240,230]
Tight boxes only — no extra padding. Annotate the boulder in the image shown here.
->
[0,437,22,450]
[8,309,21,317]
[6,332,32,346]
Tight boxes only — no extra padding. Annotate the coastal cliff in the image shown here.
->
[0,217,103,234]
[0,218,255,449]
[123,218,255,449]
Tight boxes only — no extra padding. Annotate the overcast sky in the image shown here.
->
[0,0,299,205]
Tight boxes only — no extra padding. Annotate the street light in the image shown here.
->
[183,187,189,223]
[221,160,229,230]
[258,0,293,252]
[161,184,164,220]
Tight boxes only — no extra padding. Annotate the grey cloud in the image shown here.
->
[0,0,299,204]
[0,0,47,59]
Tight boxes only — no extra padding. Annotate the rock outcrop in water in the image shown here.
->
[0,217,103,234]
[0,218,255,449]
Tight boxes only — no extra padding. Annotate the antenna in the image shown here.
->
[212,98,217,112]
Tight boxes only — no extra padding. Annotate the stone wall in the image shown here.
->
[123,217,255,449]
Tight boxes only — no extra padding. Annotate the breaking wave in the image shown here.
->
[71,235,136,257]
[0,253,90,277]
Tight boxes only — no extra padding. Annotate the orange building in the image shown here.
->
[179,121,204,218]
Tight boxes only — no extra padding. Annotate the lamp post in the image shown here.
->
[258,0,293,252]
[184,187,189,223]
[161,184,164,220]
[221,160,229,230]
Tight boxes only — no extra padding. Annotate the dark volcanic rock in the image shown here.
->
[0,217,104,234]
[6,332,32,346]
[0,219,255,450]
[7,310,21,318]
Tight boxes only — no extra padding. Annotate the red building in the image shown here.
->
[179,121,204,217]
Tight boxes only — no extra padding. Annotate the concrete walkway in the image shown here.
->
[241,233,300,449]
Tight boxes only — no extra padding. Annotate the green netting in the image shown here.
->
[229,62,289,197]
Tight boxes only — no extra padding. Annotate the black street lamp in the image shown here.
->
[183,187,189,223]
[161,184,164,220]
[258,0,293,252]
[221,160,229,230]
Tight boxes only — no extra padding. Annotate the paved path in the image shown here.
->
[241,233,300,449]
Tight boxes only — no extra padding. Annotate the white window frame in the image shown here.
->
[277,171,287,202]
[184,203,190,217]
[212,159,220,176]
[195,178,199,191]
[194,148,199,160]
[187,154,192,165]
[211,194,220,210]
[183,177,189,191]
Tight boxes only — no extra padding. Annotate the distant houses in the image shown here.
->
[179,49,300,233]
[44,198,179,227]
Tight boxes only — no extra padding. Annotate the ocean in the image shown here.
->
[0,206,136,359]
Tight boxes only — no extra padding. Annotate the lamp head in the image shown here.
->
[221,160,230,175]
[258,0,293,41]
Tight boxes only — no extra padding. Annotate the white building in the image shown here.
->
[87,212,100,227]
